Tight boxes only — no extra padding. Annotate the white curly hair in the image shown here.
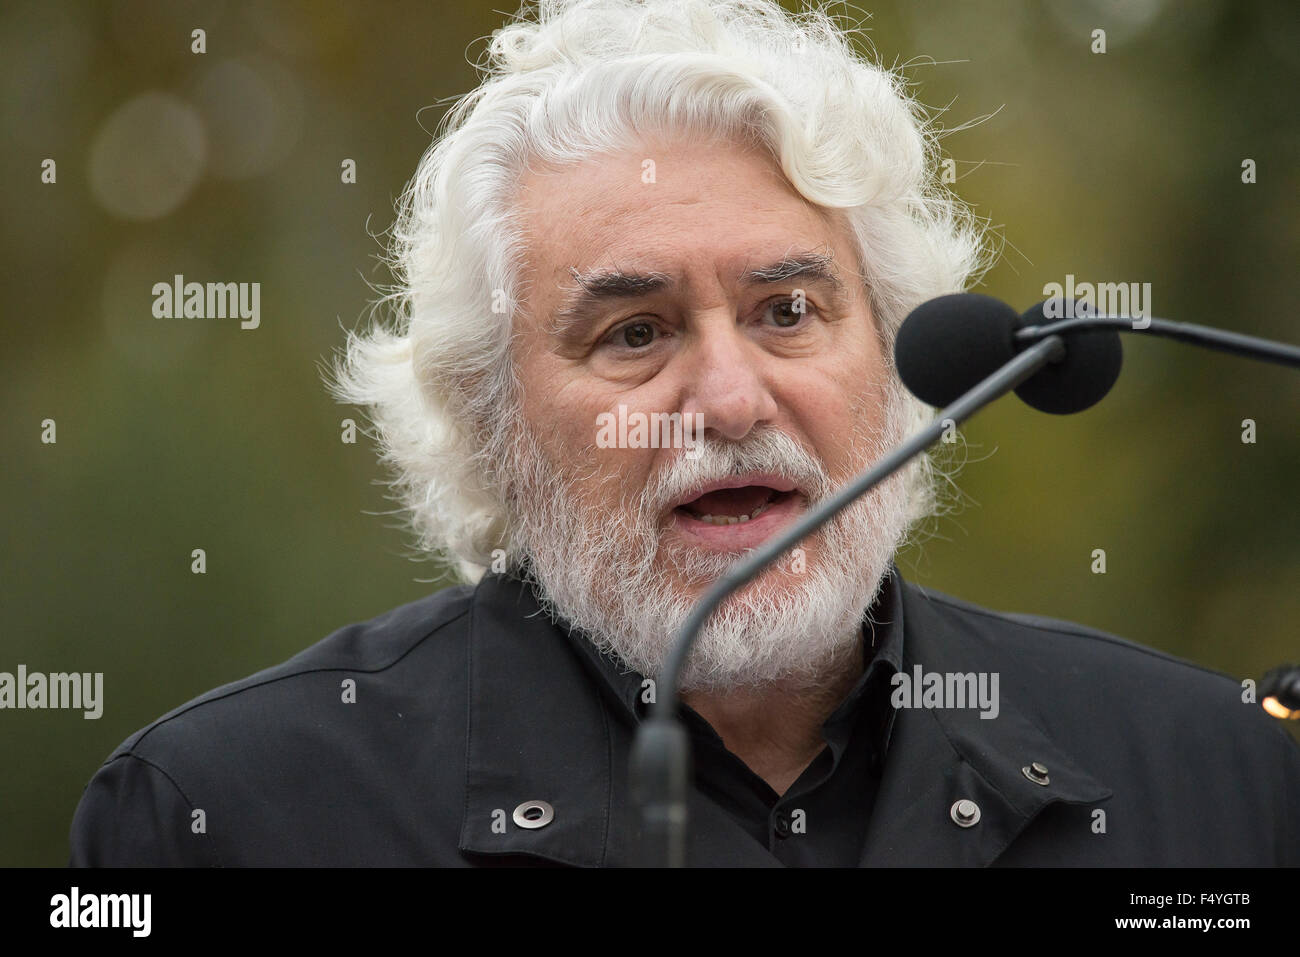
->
[328,0,989,583]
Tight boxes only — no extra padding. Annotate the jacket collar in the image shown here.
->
[458,571,1112,867]
[859,583,1113,866]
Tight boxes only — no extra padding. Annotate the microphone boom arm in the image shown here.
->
[1016,316,1300,369]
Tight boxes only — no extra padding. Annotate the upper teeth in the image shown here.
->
[693,500,774,526]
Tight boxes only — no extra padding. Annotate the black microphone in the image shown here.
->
[897,292,1300,412]
[630,297,1094,867]
[893,293,1123,415]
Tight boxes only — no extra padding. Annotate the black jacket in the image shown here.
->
[68,569,1300,866]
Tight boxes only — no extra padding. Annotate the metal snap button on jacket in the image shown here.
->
[512,800,555,829]
[950,799,980,827]
[1022,762,1050,786]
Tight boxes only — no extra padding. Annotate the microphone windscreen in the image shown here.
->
[1014,299,1123,414]
[894,293,1020,407]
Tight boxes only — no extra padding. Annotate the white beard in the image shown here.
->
[502,385,916,693]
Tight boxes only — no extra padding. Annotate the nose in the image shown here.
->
[679,315,780,441]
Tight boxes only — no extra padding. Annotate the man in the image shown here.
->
[70,0,1299,867]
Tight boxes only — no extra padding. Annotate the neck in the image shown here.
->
[679,633,865,796]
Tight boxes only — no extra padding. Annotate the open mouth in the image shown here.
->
[674,485,799,525]
[667,476,808,547]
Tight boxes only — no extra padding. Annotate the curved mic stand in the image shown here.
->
[1015,316,1300,369]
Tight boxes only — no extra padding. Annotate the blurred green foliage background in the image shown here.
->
[2,0,1296,866]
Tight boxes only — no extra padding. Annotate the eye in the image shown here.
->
[613,320,657,349]
[763,296,814,328]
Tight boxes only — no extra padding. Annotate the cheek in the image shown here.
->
[516,345,588,443]
[791,345,891,467]
[520,378,651,498]
[525,400,594,471]
[811,333,883,406]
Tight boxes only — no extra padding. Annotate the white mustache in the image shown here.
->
[639,426,832,518]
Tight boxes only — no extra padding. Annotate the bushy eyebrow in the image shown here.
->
[745,251,841,288]
[548,249,845,342]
